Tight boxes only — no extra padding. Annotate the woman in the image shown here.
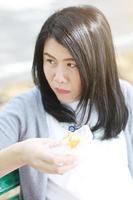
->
[0,5,133,200]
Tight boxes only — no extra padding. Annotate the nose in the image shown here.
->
[53,67,67,83]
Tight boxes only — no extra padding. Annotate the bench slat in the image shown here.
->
[9,194,19,200]
[0,170,19,196]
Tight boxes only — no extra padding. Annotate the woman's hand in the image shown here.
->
[20,138,77,174]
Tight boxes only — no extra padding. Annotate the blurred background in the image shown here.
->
[0,0,133,105]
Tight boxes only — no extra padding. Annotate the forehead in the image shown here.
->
[43,37,73,60]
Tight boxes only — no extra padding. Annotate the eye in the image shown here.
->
[46,59,55,64]
[67,63,77,68]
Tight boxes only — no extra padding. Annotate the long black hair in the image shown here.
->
[32,5,128,139]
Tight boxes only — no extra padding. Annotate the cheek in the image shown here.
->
[77,80,82,94]
[73,73,81,93]
[43,67,52,81]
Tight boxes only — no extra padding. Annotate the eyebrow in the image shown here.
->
[43,52,75,61]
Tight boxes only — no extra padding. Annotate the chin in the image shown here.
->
[57,97,74,104]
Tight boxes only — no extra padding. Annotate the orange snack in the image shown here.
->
[62,132,80,148]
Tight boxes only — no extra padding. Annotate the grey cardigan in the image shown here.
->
[0,79,133,200]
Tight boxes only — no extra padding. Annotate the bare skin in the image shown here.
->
[0,138,77,177]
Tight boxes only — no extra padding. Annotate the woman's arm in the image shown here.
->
[0,142,25,177]
[0,138,77,177]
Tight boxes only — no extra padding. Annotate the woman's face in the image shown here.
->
[43,38,81,103]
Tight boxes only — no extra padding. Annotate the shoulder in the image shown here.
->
[119,80,133,131]
[120,78,133,91]
[13,86,41,105]
[119,79,133,118]
[120,80,133,133]
[14,86,41,102]
[0,87,43,115]
[119,79,133,104]
[119,79,133,95]
[120,81,133,173]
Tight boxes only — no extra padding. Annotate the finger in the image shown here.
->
[32,159,56,174]
[55,162,78,175]
[32,138,61,147]
[32,159,76,174]
[48,140,63,148]
[41,152,77,166]
[55,154,77,165]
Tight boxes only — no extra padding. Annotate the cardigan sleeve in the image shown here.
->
[0,95,27,149]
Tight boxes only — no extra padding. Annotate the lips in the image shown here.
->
[55,88,70,94]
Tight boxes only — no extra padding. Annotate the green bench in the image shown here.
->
[0,170,20,200]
